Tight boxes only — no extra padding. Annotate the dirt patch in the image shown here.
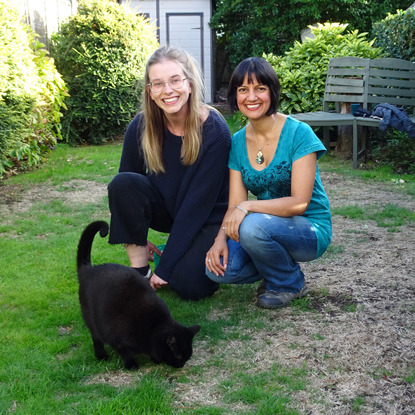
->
[178,172,415,414]
[1,172,414,413]
[84,371,137,388]
[0,179,107,215]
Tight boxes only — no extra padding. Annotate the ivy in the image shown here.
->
[372,8,415,61]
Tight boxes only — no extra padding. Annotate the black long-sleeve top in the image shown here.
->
[118,109,231,281]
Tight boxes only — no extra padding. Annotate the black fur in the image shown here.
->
[77,221,200,370]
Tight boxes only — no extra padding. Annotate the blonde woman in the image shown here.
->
[108,46,231,300]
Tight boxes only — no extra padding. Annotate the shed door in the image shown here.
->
[166,13,204,71]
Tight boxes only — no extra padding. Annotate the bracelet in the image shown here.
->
[235,205,249,215]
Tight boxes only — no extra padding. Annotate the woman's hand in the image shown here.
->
[223,207,247,242]
[150,273,168,290]
[147,240,162,262]
[206,236,229,277]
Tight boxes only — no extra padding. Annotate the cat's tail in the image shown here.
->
[77,221,109,270]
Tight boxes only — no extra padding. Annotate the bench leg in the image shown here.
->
[323,127,330,149]
[353,120,358,169]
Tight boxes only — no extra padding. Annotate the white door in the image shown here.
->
[166,13,204,72]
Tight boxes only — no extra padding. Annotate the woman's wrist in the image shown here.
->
[235,204,249,216]
[216,227,227,240]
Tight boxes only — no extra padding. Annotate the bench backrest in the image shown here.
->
[323,57,369,112]
[322,57,415,116]
[366,58,415,116]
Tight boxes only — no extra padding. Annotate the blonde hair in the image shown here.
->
[141,46,207,173]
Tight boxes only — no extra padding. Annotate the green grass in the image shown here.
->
[319,153,415,195]
[0,142,306,414]
[332,204,415,231]
[1,141,414,414]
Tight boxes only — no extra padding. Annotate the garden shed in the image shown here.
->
[119,0,215,102]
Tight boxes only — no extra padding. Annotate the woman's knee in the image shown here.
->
[108,172,143,197]
[170,276,219,300]
[239,214,269,250]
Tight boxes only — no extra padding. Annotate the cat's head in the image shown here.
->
[152,324,201,368]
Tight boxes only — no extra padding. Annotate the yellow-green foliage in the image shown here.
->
[265,23,383,115]
[0,1,68,177]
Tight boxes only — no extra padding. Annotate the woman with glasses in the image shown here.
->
[205,57,332,308]
[108,45,231,300]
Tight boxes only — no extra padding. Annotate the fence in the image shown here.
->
[10,0,77,48]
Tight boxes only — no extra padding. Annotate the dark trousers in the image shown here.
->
[108,172,219,300]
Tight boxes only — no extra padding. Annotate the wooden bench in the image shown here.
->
[291,57,415,168]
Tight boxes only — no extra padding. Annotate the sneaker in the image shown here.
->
[256,283,310,309]
[143,267,153,280]
[133,267,153,280]
[256,280,267,296]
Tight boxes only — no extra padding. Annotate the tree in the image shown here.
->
[373,8,415,61]
[210,0,413,68]
[51,0,158,145]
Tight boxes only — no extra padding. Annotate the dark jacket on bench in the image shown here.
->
[371,103,415,138]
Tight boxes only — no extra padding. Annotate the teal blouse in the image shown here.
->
[228,116,332,258]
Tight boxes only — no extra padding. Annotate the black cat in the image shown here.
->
[76,221,201,370]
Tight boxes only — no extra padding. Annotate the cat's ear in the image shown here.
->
[188,325,201,337]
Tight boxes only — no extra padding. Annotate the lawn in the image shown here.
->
[1,138,414,414]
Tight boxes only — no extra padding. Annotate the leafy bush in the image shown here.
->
[370,130,415,175]
[210,0,410,69]
[50,0,158,145]
[0,1,67,177]
[372,8,415,61]
[264,23,383,115]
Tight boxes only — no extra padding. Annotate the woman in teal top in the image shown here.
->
[206,57,332,309]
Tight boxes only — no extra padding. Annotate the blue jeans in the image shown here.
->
[206,213,317,293]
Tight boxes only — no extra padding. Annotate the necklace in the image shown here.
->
[167,120,184,139]
[250,117,277,165]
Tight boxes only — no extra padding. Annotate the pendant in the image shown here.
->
[256,150,264,164]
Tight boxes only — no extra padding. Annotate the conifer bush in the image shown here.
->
[0,1,67,177]
[50,0,158,145]
[372,8,415,62]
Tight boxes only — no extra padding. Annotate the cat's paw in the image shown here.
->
[93,344,108,361]
[124,359,139,370]
[94,350,108,361]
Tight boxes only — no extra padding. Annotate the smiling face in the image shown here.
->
[236,74,271,121]
[147,59,192,118]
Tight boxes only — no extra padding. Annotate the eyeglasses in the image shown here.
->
[147,76,188,93]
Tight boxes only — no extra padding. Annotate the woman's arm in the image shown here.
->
[119,115,146,174]
[206,168,247,275]
[154,113,231,281]
[237,152,316,217]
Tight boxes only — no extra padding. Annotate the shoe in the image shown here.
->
[133,267,153,279]
[256,280,267,296]
[143,267,153,280]
[256,283,310,309]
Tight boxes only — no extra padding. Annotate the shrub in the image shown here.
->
[372,8,415,62]
[370,130,415,175]
[0,1,67,177]
[50,0,158,145]
[264,23,383,115]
